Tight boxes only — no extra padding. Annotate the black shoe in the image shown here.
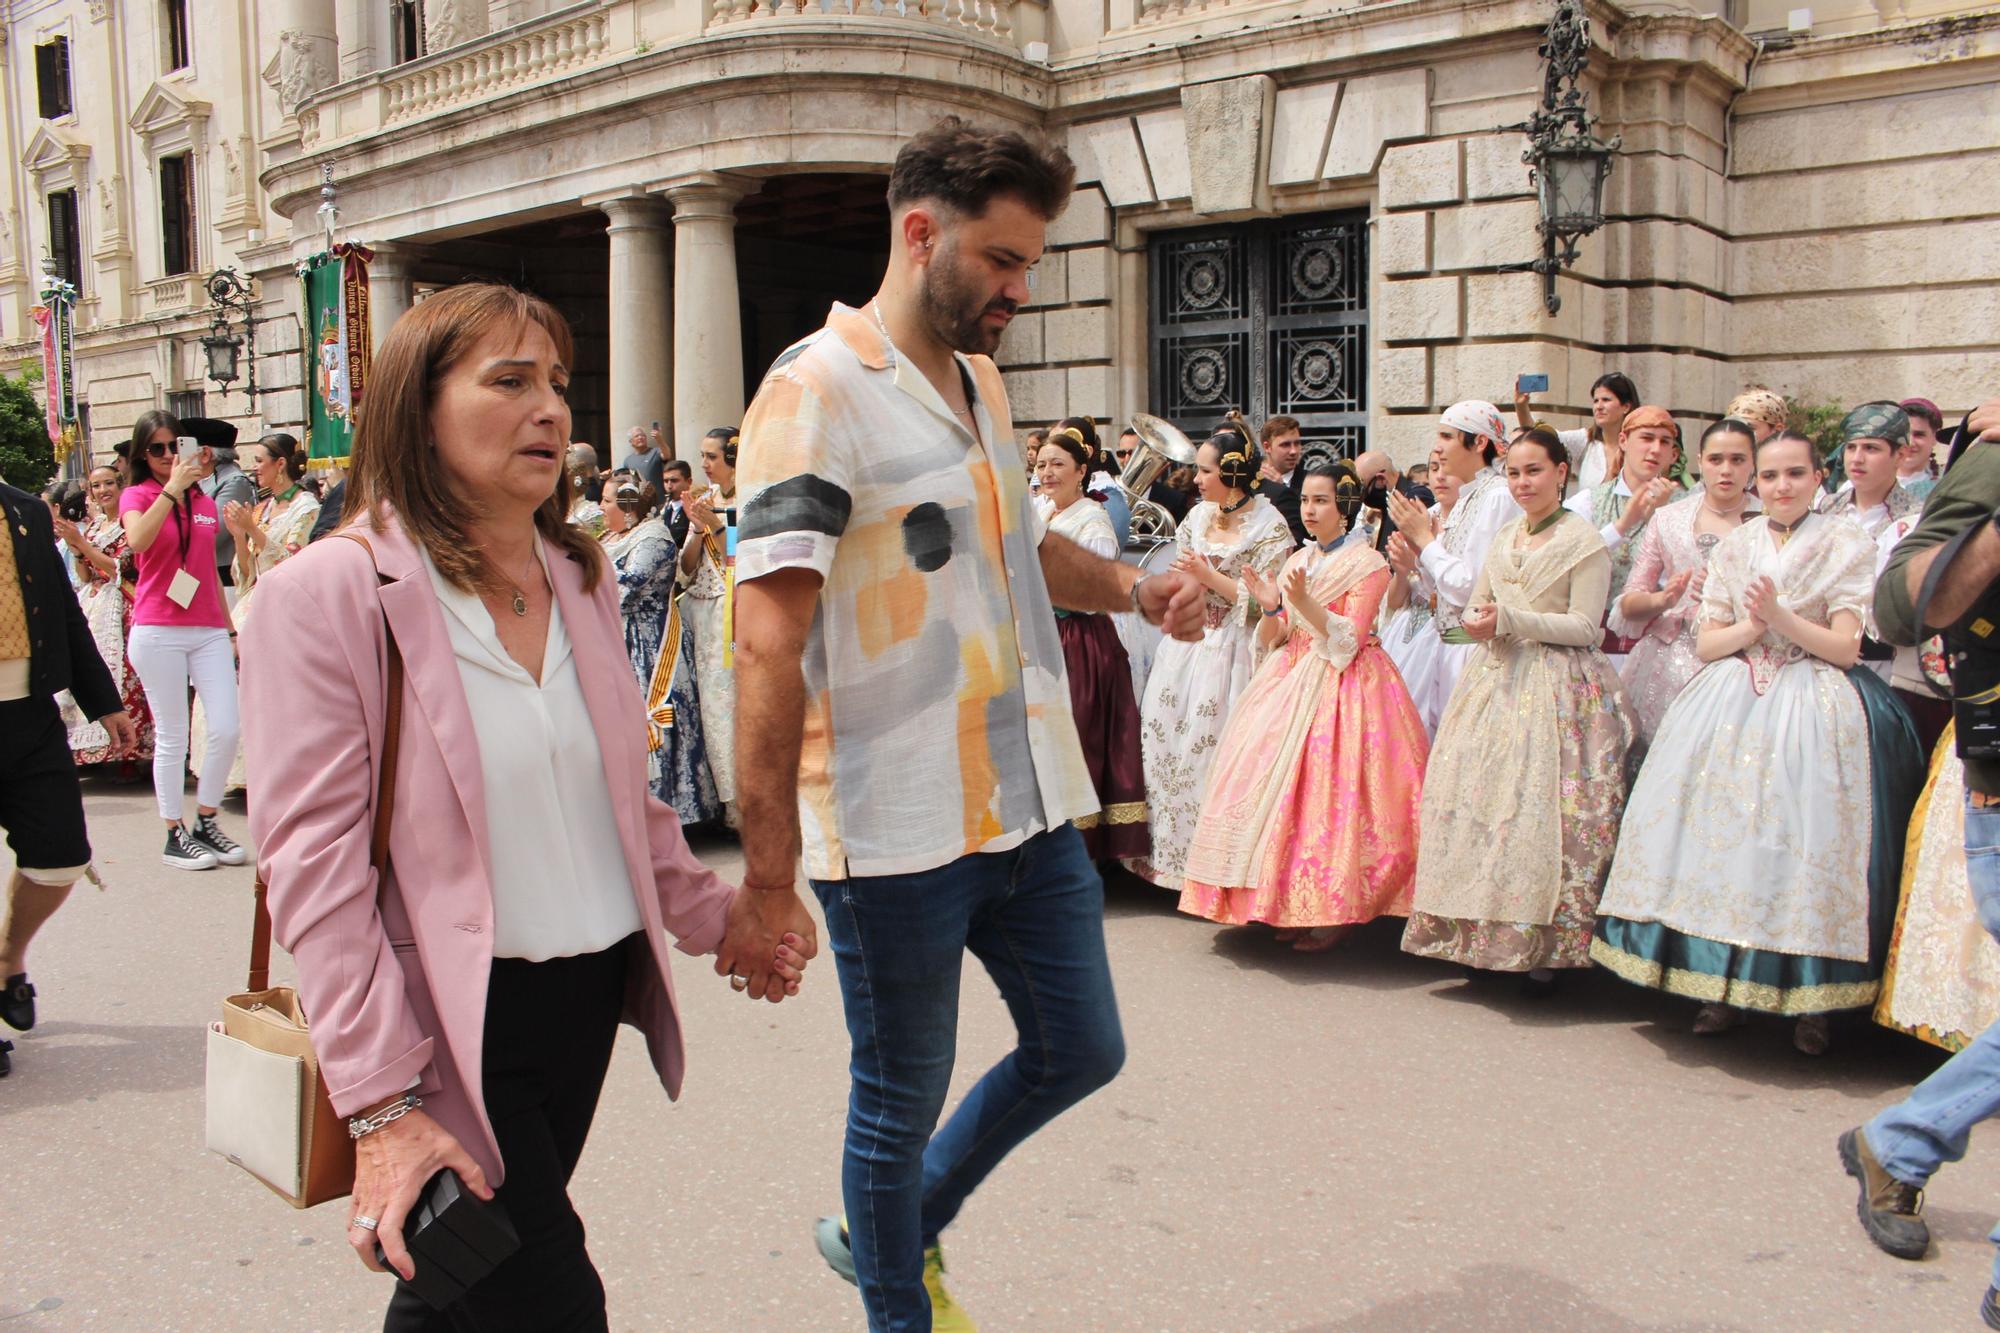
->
[0,1039,12,1078]
[1983,1285,2000,1331]
[2,973,35,1031]
[1520,969,1558,999]
[164,825,220,871]
[190,813,248,866]
[1838,1128,1930,1260]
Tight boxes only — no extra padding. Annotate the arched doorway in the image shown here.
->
[735,172,890,397]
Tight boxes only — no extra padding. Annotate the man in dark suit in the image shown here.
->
[0,479,136,1077]
[1258,414,1308,546]
[663,458,694,551]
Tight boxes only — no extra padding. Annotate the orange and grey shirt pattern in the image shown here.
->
[736,303,1097,881]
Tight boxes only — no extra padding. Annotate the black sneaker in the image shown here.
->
[164,825,220,871]
[2,973,35,1031]
[190,813,247,866]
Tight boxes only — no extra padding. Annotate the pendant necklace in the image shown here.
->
[493,546,537,617]
[1767,512,1807,548]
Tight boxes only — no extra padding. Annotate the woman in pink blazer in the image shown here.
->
[240,284,817,1331]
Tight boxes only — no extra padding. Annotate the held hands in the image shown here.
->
[347,1109,493,1279]
[1138,570,1206,643]
[714,882,817,1003]
[1462,603,1499,642]
[1386,488,1434,546]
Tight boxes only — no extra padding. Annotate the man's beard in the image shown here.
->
[919,244,1016,357]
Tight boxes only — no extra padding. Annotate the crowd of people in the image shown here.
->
[1022,385,1996,1063]
[3,112,1997,1332]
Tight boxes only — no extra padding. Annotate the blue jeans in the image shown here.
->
[809,825,1126,1332]
[1865,795,2000,1285]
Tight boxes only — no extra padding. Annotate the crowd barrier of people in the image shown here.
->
[4,114,1998,1333]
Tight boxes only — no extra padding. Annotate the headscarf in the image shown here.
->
[1840,401,1910,447]
[1899,397,1942,429]
[1439,400,1508,451]
[1618,405,1678,440]
[1724,389,1787,432]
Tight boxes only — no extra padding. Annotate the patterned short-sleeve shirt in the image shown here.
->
[736,303,1098,881]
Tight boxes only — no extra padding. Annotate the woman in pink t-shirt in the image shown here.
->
[119,410,246,872]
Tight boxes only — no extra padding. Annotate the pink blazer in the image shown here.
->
[239,516,733,1186]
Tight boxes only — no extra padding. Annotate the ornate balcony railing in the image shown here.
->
[382,9,612,124]
[705,0,1015,41]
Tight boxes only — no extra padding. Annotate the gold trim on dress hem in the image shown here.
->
[1073,801,1147,831]
[1587,937,1879,1014]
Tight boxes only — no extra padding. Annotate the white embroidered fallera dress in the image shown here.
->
[1595,514,1878,964]
[1127,495,1293,890]
[1390,469,1521,734]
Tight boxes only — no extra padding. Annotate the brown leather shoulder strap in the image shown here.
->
[247,531,404,992]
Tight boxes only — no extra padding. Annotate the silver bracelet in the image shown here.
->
[1129,573,1150,617]
[348,1093,422,1140]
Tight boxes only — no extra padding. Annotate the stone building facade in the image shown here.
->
[4,0,1997,469]
[0,0,292,461]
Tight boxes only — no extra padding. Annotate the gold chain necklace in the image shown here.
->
[490,545,537,617]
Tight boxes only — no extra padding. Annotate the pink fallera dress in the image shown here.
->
[1179,538,1430,929]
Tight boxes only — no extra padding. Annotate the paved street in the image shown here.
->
[5,775,1997,1330]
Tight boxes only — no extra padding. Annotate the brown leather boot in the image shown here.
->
[1838,1128,1930,1260]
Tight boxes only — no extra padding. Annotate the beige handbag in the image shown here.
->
[204,535,402,1208]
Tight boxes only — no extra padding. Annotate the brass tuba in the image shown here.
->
[1118,413,1200,542]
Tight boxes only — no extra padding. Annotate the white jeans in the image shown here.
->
[127,625,239,822]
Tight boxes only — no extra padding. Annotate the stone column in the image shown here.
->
[366,242,419,352]
[662,174,752,460]
[598,196,675,455]
[267,0,340,114]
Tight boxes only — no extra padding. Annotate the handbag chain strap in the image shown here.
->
[246,532,406,992]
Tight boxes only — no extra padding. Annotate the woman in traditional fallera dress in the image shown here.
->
[678,426,740,823]
[1127,422,1294,891]
[1385,402,1523,735]
[193,433,322,793]
[1179,461,1428,947]
[1379,450,1455,702]
[56,462,154,768]
[1035,426,1150,861]
[600,478,721,827]
[1875,725,2000,1051]
[1402,429,1634,993]
[1612,418,1759,748]
[1591,431,1925,1054]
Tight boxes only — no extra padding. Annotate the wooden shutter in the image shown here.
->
[48,190,80,288]
[161,155,193,275]
[35,40,73,119]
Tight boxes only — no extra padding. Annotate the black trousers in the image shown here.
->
[382,936,634,1333]
[0,696,92,872]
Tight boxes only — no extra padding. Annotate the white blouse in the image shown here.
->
[423,545,642,962]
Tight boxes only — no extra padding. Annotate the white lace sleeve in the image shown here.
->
[1313,614,1361,670]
